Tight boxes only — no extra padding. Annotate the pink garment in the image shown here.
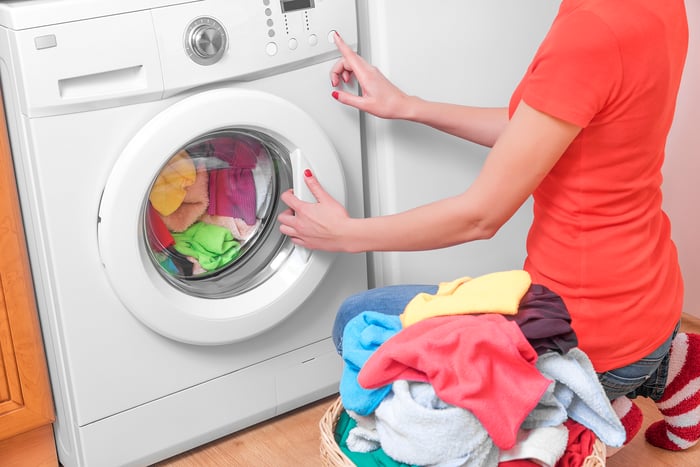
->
[200,214,259,241]
[203,137,259,225]
[358,314,552,450]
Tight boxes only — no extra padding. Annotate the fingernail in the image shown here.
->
[331,91,339,100]
[334,31,340,39]
[304,169,312,177]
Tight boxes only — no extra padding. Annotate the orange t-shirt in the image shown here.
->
[509,0,688,372]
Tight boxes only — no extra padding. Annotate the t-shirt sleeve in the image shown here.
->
[521,11,622,127]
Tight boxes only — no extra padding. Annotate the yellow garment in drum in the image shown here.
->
[399,270,532,328]
[149,150,197,216]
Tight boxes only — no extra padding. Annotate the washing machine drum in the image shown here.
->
[98,88,346,345]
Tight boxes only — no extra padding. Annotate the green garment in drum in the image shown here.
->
[171,221,241,271]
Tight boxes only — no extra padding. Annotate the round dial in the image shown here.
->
[184,17,227,66]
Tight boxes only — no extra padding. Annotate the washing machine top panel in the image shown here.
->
[0,0,201,30]
[2,0,358,118]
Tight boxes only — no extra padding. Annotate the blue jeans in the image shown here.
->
[332,285,677,401]
[597,322,678,401]
[332,284,437,353]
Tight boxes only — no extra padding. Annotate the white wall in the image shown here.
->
[663,1,700,317]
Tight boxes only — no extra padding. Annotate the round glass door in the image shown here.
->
[145,129,293,298]
[98,88,346,345]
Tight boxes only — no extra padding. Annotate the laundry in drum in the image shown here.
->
[145,133,275,278]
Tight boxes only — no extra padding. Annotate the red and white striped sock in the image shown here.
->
[645,332,700,451]
[612,396,643,445]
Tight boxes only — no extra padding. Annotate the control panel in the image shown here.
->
[179,0,354,67]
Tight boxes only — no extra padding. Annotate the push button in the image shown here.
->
[266,42,278,56]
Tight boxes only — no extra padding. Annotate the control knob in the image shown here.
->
[185,17,227,66]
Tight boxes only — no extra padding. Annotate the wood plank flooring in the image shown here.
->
[157,315,700,466]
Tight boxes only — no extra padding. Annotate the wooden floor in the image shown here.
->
[157,315,700,467]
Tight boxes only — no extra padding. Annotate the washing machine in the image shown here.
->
[0,0,367,465]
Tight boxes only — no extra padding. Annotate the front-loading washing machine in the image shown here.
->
[0,0,367,465]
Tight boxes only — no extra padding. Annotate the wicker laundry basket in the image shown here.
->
[319,396,607,467]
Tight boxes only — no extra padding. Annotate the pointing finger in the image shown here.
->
[333,32,371,83]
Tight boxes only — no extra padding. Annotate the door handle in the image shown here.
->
[289,148,313,262]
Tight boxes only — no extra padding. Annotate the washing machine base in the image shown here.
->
[57,338,341,467]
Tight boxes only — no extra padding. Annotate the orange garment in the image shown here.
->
[149,150,197,216]
[509,0,688,371]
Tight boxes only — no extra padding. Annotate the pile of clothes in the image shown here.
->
[145,135,274,277]
[337,270,625,467]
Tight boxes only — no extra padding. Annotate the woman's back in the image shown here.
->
[511,0,689,372]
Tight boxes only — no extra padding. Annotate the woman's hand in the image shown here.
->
[330,32,411,120]
[278,170,354,252]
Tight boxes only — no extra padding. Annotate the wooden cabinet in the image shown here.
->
[0,94,58,465]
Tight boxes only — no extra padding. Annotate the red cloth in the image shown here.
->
[510,0,687,372]
[146,203,174,252]
[556,419,597,467]
[499,460,539,467]
[358,314,552,450]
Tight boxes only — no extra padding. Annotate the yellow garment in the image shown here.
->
[149,150,197,216]
[399,270,532,328]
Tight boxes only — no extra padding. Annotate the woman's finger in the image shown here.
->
[302,170,329,203]
[329,58,351,87]
[333,32,371,82]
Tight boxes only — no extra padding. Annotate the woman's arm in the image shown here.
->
[278,101,582,252]
[330,33,508,147]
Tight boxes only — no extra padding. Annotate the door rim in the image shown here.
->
[97,88,346,345]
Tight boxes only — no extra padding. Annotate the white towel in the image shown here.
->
[252,147,273,217]
[346,410,380,453]
[499,425,569,467]
[374,380,498,467]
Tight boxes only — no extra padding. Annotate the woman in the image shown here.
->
[278,0,697,452]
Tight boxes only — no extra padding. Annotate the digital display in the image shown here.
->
[281,0,315,13]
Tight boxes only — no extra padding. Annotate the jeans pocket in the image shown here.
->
[598,353,668,400]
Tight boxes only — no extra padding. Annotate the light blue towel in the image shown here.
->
[375,380,498,467]
[340,311,402,415]
[530,348,626,447]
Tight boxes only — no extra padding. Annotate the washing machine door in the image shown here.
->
[98,88,346,345]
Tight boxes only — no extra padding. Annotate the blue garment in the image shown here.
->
[339,311,403,416]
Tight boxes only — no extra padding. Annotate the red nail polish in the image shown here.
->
[331,91,339,100]
[304,169,312,177]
